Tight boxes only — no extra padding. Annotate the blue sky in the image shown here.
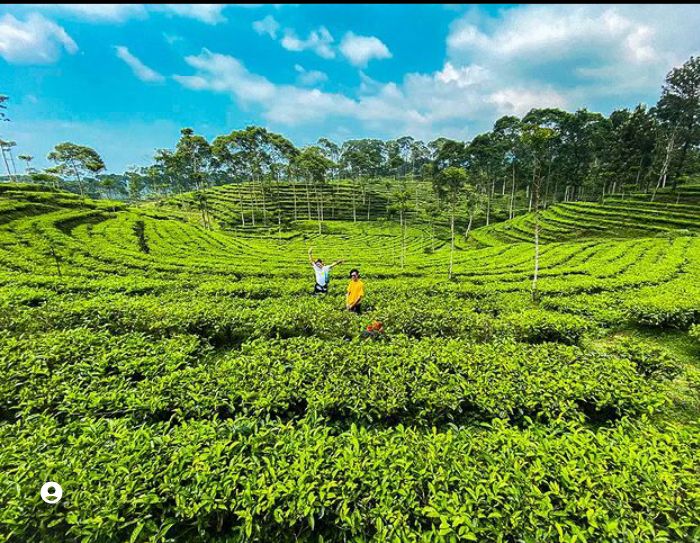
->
[1,4,699,172]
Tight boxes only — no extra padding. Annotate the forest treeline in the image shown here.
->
[1,56,699,212]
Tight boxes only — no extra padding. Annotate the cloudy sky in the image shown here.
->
[1,4,699,172]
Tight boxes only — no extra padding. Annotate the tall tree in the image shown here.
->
[656,56,700,189]
[18,154,33,174]
[47,142,105,198]
[0,94,8,121]
[493,116,522,219]
[174,128,215,229]
[388,185,414,268]
[521,124,555,301]
[0,140,18,177]
[434,166,467,279]
[292,146,335,233]
[125,168,146,201]
[212,126,297,226]
[0,139,14,181]
[30,169,63,190]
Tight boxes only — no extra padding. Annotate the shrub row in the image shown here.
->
[2,416,699,542]
[1,332,666,425]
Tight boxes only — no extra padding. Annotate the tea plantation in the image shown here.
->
[1,182,699,542]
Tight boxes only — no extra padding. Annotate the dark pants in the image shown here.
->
[313,283,328,295]
[349,303,362,314]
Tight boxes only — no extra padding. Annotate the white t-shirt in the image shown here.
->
[313,264,331,286]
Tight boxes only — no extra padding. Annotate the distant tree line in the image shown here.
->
[2,55,699,225]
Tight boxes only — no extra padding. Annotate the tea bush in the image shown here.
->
[1,185,699,542]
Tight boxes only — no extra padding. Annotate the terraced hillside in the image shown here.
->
[162,179,443,229]
[472,186,700,245]
[1,183,699,542]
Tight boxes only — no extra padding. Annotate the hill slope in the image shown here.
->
[1,182,699,542]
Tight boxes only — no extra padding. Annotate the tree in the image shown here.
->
[126,168,146,201]
[0,96,11,180]
[0,139,15,181]
[30,169,63,190]
[18,154,33,174]
[410,140,430,178]
[493,116,522,219]
[174,128,215,229]
[430,138,468,172]
[388,185,414,268]
[656,56,700,188]
[317,137,341,217]
[434,166,467,279]
[212,126,297,226]
[462,183,485,242]
[466,133,500,225]
[521,124,556,301]
[0,94,7,121]
[47,142,105,198]
[292,146,335,233]
[0,140,18,178]
[98,174,127,200]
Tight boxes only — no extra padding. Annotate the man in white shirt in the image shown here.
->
[308,247,344,294]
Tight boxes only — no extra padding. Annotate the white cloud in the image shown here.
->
[339,32,392,67]
[253,15,280,39]
[172,49,540,139]
[280,26,335,59]
[174,50,277,102]
[174,49,353,123]
[34,4,147,22]
[163,33,183,45]
[34,4,232,24]
[294,64,328,86]
[158,4,228,24]
[446,4,700,100]
[0,13,77,64]
[115,46,165,83]
[488,88,567,117]
[172,4,700,143]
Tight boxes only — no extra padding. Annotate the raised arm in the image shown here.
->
[329,259,345,268]
[308,247,315,265]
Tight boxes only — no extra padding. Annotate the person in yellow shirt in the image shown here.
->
[346,269,364,313]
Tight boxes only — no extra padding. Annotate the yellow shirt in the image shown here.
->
[346,279,365,306]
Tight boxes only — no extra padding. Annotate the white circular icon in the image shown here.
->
[41,482,62,504]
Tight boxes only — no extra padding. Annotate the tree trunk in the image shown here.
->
[448,205,455,280]
[293,183,298,221]
[0,146,13,182]
[531,164,541,302]
[239,186,246,227]
[352,179,357,222]
[70,158,85,200]
[250,182,256,226]
[7,148,17,177]
[302,180,309,219]
[635,155,644,191]
[671,121,693,189]
[465,211,473,240]
[543,161,551,208]
[509,162,516,219]
[652,126,677,202]
[400,210,405,268]
[260,181,268,225]
[316,184,323,234]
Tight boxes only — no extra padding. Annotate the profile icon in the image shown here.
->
[41,482,62,504]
